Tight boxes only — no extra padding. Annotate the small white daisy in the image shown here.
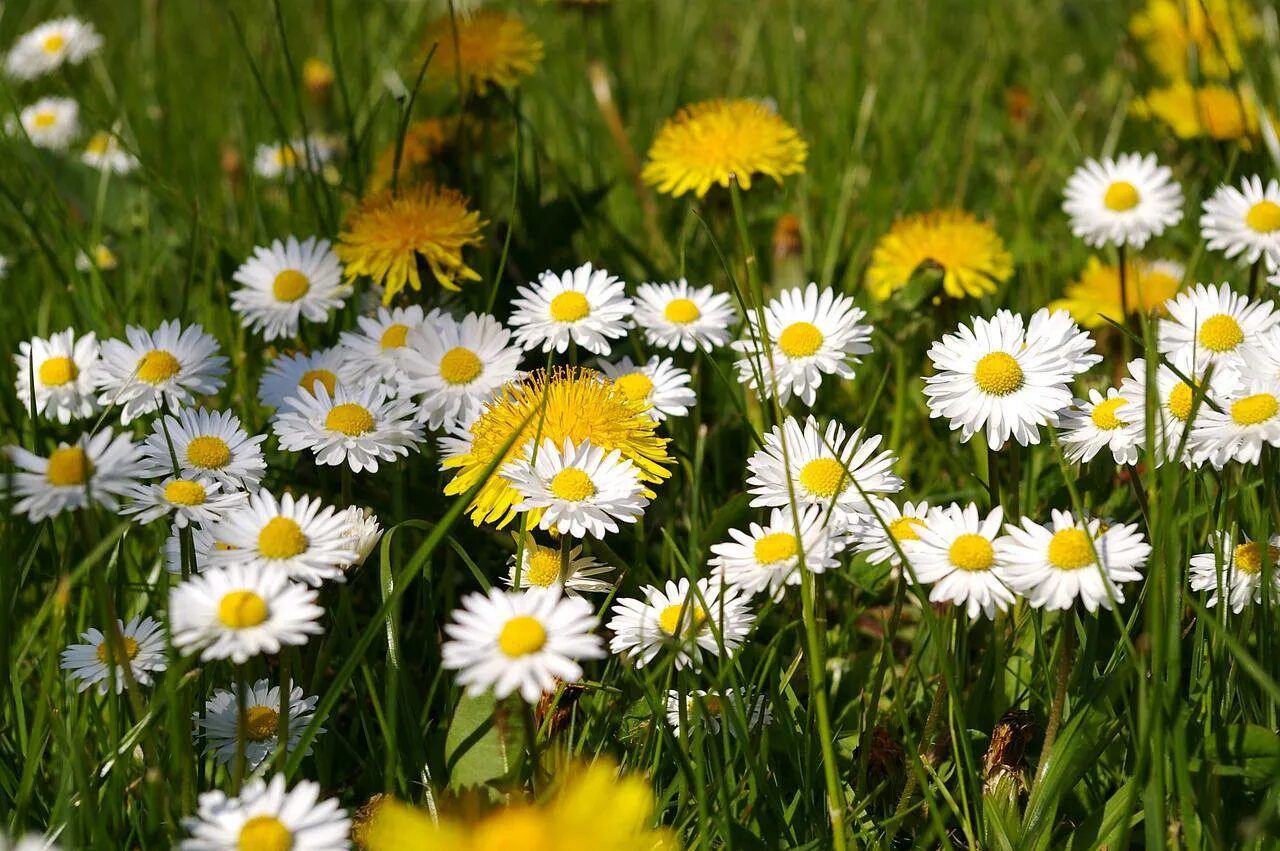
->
[711,505,849,600]
[1059,387,1141,465]
[1190,531,1280,614]
[120,476,246,528]
[666,688,771,738]
[6,429,140,521]
[851,498,931,568]
[607,577,755,671]
[504,534,615,595]
[1187,379,1280,467]
[75,243,118,273]
[82,130,139,175]
[206,490,357,587]
[902,503,1014,619]
[258,347,348,411]
[1062,153,1183,248]
[731,283,873,406]
[252,138,331,181]
[338,506,383,570]
[14,328,100,423]
[1118,353,1240,466]
[337,304,434,386]
[4,17,102,80]
[1026,308,1103,375]
[503,438,649,539]
[0,835,61,851]
[9,96,79,151]
[139,408,267,491]
[196,678,321,770]
[96,320,228,423]
[509,262,634,355]
[1158,282,1278,366]
[1200,176,1280,271]
[169,563,324,663]
[274,382,424,474]
[60,616,167,695]
[231,237,349,341]
[598,356,696,421]
[999,510,1150,612]
[441,587,605,703]
[180,774,350,851]
[633,279,737,352]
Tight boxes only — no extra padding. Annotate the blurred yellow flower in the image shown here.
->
[642,99,807,198]
[302,57,334,97]
[1133,83,1262,143]
[865,210,1013,301]
[1049,256,1184,329]
[424,10,544,95]
[1129,0,1259,81]
[371,117,468,190]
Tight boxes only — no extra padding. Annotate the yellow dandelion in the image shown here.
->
[336,183,485,303]
[1133,83,1263,144]
[442,367,673,528]
[1049,256,1184,329]
[865,210,1013,301]
[1129,0,1259,81]
[302,57,334,98]
[641,99,808,198]
[371,117,468,190]
[423,10,544,95]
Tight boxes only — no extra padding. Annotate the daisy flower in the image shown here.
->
[82,130,139,175]
[745,415,902,524]
[504,438,649,539]
[337,304,435,386]
[206,490,357,586]
[252,138,330,181]
[999,510,1151,612]
[1187,379,1280,466]
[169,563,324,663]
[509,263,634,356]
[865,210,1013,301]
[339,506,383,570]
[258,347,348,410]
[504,535,615,595]
[9,97,79,151]
[121,476,246,528]
[1062,153,1183,248]
[1190,531,1280,614]
[1158,282,1278,365]
[14,328,100,423]
[274,382,424,474]
[4,17,102,80]
[423,10,544,95]
[6,430,140,521]
[396,311,523,430]
[1059,387,1141,465]
[1200,176,1280,271]
[96,320,228,423]
[139,408,267,491]
[60,616,166,695]
[0,835,61,851]
[598,356,696,421]
[851,499,930,567]
[231,236,349,341]
[902,503,1014,619]
[75,243,118,273]
[1026,308,1103,375]
[1048,256,1183,329]
[731,283,872,406]
[666,689,771,738]
[709,505,848,600]
[632,280,737,352]
[196,678,321,770]
[1118,354,1239,466]
[607,577,755,671]
[180,774,349,851]
[441,587,605,703]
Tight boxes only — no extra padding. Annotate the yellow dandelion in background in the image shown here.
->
[302,57,334,98]
[424,10,544,95]
[336,183,485,303]
[865,210,1013,301]
[1049,256,1184,329]
[442,367,673,528]
[371,118,467,190]
[1133,83,1263,144]
[1129,0,1259,82]
[641,99,808,198]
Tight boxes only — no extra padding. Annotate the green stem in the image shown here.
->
[1035,616,1076,785]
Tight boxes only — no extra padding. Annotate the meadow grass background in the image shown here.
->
[3,0,1280,848]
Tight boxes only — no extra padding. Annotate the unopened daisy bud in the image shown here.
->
[982,708,1034,795]
[302,57,334,99]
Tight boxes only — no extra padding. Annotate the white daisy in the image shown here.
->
[1187,379,1280,466]
[8,97,79,151]
[902,503,1014,619]
[598,356,696,421]
[82,130,139,175]
[14,328,100,423]
[139,408,267,491]
[731,283,873,406]
[1158,283,1278,366]
[59,616,167,695]
[851,499,931,568]
[4,17,102,80]
[1200,176,1280,271]
[206,490,357,587]
[1190,531,1280,614]
[258,347,348,411]
[503,438,649,539]
[1062,153,1183,248]
[274,382,424,474]
[1059,387,1140,465]
[252,138,331,181]
[1025,308,1103,375]
[709,506,848,600]
[508,262,634,355]
[441,587,605,703]
[999,510,1150,612]
[1118,353,1240,466]
[607,577,755,671]
[231,237,349,341]
[6,429,140,521]
[180,774,349,851]
[75,243,117,273]
[337,304,434,386]
[196,678,321,770]
[504,534,615,595]
[338,506,383,570]
[665,688,771,738]
[0,835,61,851]
[95,320,228,423]
[633,279,737,352]
[169,563,324,663]
[120,476,246,528]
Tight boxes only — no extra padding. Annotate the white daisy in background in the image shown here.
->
[598,356,696,421]
[6,430,140,521]
[274,382,424,474]
[745,415,902,524]
[731,283,872,406]
[59,616,166,695]
[1190,532,1280,614]
[852,498,932,569]
[252,138,331,181]
[120,476,246,528]
[923,310,1076,450]
[4,17,102,80]
[139,408,267,491]
[710,505,848,600]
[258,347,348,410]
[1118,353,1239,466]
[397,311,523,430]
[169,563,324,663]
[180,774,349,851]
[902,503,1014,619]
[75,243,118,273]
[1187,379,1280,467]
[338,506,383,570]
[14,328,100,423]
[82,130,139,175]
[164,524,225,574]
[231,237,348,341]
[8,97,79,151]
[1059,387,1140,465]
[503,438,648,539]
[666,688,771,738]
[337,304,434,386]
[999,510,1151,612]
[196,678,321,770]
[207,490,357,587]
[1062,153,1183,248]
[1025,308,1103,376]
[1200,176,1280,271]
[95,320,228,423]
[0,255,9,280]
[607,577,755,671]
[633,279,737,352]
[504,534,615,595]
[1158,283,1279,367]
[0,834,61,851]
[509,262,634,355]
[441,587,605,703]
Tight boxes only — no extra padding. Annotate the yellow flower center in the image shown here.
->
[186,435,232,469]
[753,532,798,565]
[244,705,280,742]
[46,446,90,486]
[799,458,847,499]
[658,603,706,636]
[1047,528,1094,570]
[439,347,483,385]
[973,352,1024,396]
[1231,393,1278,426]
[164,479,207,506]
[33,111,56,129]
[38,356,78,387]
[1103,181,1140,212]
[777,321,824,358]
[889,516,925,541]
[1169,382,1195,421]
[1090,398,1128,431]
[298,369,337,396]
[549,291,591,322]
[549,468,596,502]
[1198,314,1244,353]
[42,34,66,54]
[275,146,299,168]
[258,517,308,559]
[1234,542,1280,575]
[271,269,311,302]
[217,590,269,628]
[613,372,654,403]
[325,403,375,436]
[524,548,561,587]
[664,298,701,324]
[379,324,409,349]
[136,350,181,384]
[948,533,995,571]
[237,815,293,851]
[95,636,139,664]
[86,132,110,155]
[1246,200,1280,234]
[497,615,547,657]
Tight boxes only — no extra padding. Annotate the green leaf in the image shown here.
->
[1205,725,1280,785]
[1068,777,1141,851]
[444,692,526,789]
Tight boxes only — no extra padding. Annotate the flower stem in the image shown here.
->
[800,569,848,850]
[1035,615,1076,784]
